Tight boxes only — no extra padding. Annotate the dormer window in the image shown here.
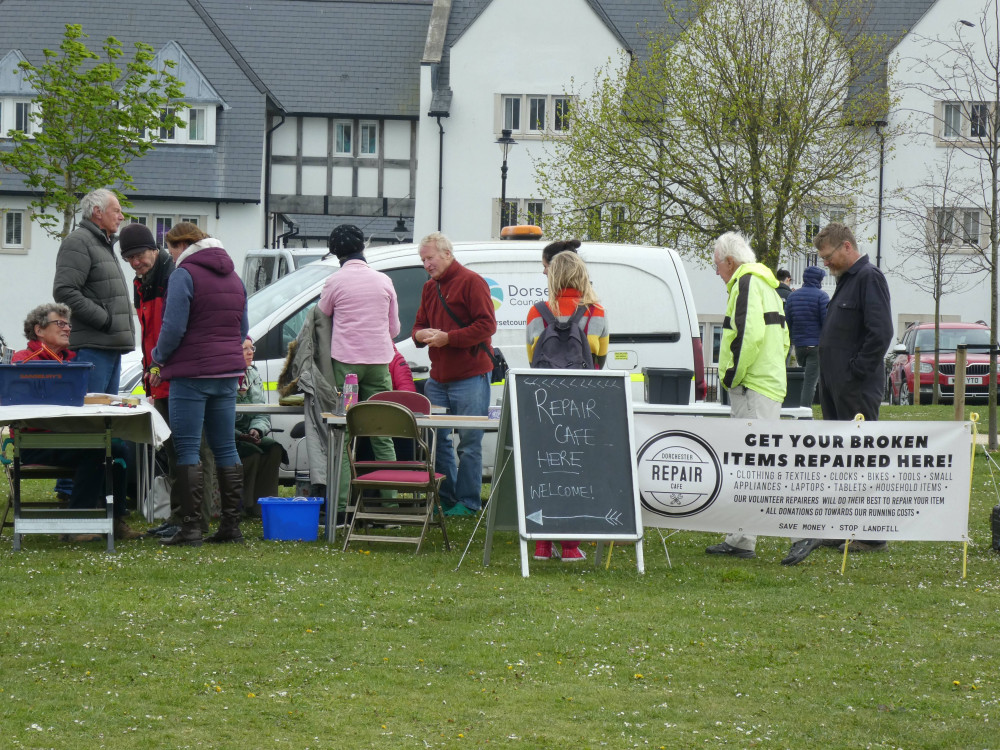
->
[143,41,227,147]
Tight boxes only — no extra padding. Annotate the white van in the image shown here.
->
[243,247,330,295]
[246,238,706,480]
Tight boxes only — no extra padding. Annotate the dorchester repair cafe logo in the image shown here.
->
[637,431,722,517]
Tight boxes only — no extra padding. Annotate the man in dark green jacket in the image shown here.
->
[53,188,136,394]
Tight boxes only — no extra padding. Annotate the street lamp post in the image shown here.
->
[496,128,518,230]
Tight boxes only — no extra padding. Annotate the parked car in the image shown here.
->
[245,236,707,481]
[887,322,993,404]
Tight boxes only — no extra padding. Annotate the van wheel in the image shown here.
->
[899,380,912,406]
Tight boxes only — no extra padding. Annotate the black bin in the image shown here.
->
[782,367,805,408]
[643,367,694,405]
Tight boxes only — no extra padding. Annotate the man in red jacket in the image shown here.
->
[412,232,496,515]
[121,223,183,536]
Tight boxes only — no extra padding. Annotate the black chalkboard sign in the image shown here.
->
[483,369,644,575]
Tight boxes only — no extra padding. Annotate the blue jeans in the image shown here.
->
[424,373,490,511]
[168,377,241,467]
[74,348,122,394]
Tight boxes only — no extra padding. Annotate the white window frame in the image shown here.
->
[187,107,207,143]
[359,121,378,157]
[502,95,521,132]
[553,97,571,133]
[335,121,353,155]
[138,104,216,145]
[0,97,36,138]
[2,208,27,252]
[934,207,983,248]
[492,198,548,237]
[497,94,574,139]
[0,208,31,255]
[158,107,177,141]
[938,100,995,142]
[13,100,32,135]
[527,96,546,133]
[943,103,962,138]
[125,214,205,246]
[584,204,627,241]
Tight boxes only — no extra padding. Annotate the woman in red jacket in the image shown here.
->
[13,303,136,542]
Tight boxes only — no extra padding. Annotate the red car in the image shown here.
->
[888,322,994,404]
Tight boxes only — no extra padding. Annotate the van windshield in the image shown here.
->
[248,263,336,328]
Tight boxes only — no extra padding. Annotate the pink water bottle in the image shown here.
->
[343,373,359,410]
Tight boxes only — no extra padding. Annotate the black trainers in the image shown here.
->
[781,539,821,566]
[705,542,756,559]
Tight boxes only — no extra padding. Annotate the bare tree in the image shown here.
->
[886,149,983,404]
[903,3,1000,446]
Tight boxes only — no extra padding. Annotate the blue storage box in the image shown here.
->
[0,362,93,406]
[259,496,323,541]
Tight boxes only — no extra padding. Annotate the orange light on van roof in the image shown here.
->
[500,225,543,240]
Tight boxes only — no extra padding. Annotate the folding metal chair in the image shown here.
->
[1,426,72,532]
[6,422,117,552]
[341,401,449,553]
[367,390,433,466]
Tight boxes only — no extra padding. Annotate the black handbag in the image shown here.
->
[435,284,508,383]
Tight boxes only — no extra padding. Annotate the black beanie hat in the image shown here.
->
[119,223,157,258]
[329,224,365,257]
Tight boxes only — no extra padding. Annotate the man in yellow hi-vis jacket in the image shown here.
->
[706,231,789,561]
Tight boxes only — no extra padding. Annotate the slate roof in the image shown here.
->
[201,0,433,116]
[0,0,432,203]
[0,0,268,202]
[431,0,940,113]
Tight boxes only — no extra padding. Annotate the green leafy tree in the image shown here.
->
[534,0,896,270]
[0,24,185,238]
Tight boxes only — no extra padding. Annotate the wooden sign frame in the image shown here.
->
[484,369,644,576]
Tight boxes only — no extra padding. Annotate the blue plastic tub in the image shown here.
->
[0,362,93,406]
[258,496,323,541]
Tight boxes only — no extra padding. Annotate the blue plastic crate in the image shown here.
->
[0,362,93,406]
[258,496,323,541]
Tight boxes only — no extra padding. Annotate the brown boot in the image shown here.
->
[162,465,204,547]
[113,518,143,540]
[205,464,244,544]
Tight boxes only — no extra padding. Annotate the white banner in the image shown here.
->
[633,415,973,542]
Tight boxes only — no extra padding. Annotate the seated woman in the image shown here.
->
[235,338,286,516]
[12,303,139,541]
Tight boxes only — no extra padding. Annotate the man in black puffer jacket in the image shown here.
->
[53,188,136,394]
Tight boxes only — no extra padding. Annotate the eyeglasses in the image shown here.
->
[818,243,844,262]
[45,319,72,330]
[246,343,256,353]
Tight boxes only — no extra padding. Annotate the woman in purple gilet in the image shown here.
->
[149,223,249,547]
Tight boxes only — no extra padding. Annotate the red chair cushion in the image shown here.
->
[356,469,443,483]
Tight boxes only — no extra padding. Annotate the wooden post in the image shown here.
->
[913,346,921,406]
[954,344,967,421]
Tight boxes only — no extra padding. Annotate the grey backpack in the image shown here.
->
[530,302,594,370]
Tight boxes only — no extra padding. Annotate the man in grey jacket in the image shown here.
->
[53,188,136,393]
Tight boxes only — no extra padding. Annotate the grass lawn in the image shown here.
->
[2,404,1000,748]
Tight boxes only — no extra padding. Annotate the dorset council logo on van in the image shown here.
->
[637,431,721,517]
[483,277,504,312]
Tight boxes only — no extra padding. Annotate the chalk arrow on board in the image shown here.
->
[526,509,623,527]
